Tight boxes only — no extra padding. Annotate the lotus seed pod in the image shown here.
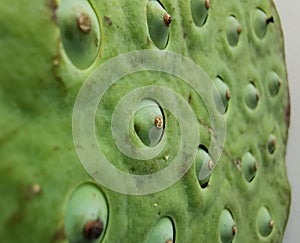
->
[195,146,214,187]
[0,0,291,242]
[57,0,100,69]
[213,77,231,113]
[253,9,273,39]
[226,16,241,46]
[64,183,108,243]
[241,152,257,182]
[257,206,274,237]
[147,0,171,49]
[146,217,174,243]
[133,99,164,146]
[190,0,210,27]
[219,210,236,243]
[268,71,281,96]
[244,82,259,109]
[267,134,277,154]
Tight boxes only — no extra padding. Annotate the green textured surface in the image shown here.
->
[0,0,290,242]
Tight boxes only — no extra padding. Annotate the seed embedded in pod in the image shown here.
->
[253,9,274,39]
[190,0,210,27]
[219,209,237,243]
[147,0,172,49]
[257,206,274,237]
[226,16,242,47]
[195,146,214,188]
[267,134,277,154]
[56,0,101,69]
[244,82,260,109]
[134,99,164,147]
[268,71,281,96]
[64,183,108,243]
[146,217,174,243]
[241,152,257,182]
[213,76,231,113]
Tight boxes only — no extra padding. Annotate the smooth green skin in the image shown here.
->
[146,217,174,243]
[0,0,290,242]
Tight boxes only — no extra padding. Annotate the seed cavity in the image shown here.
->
[190,0,210,27]
[64,183,108,243]
[56,0,100,69]
[267,134,277,154]
[219,209,237,243]
[226,16,242,46]
[241,152,257,182]
[134,99,164,147]
[244,82,259,109]
[213,76,231,113]
[253,9,273,38]
[146,217,175,243]
[195,145,214,188]
[268,71,281,96]
[257,206,274,237]
[147,0,171,49]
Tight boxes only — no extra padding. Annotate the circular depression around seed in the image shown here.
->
[268,72,281,96]
[195,146,214,188]
[147,0,171,50]
[190,0,210,27]
[257,206,274,237]
[56,0,100,69]
[134,99,164,147]
[244,83,259,109]
[146,217,174,243]
[213,77,231,113]
[219,209,237,243]
[64,183,108,243]
[253,8,273,39]
[226,16,242,47]
[241,152,257,182]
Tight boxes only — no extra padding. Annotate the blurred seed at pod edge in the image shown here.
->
[134,99,164,147]
[253,8,274,39]
[146,217,174,243]
[56,0,101,69]
[147,0,172,49]
[64,183,108,243]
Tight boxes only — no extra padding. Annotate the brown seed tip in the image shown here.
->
[165,239,173,243]
[164,13,172,27]
[77,13,92,33]
[154,115,164,128]
[269,219,274,228]
[226,89,231,99]
[256,91,260,101]
[232,225,238,235]
[237,26,242,34]
[83,219,103,240]
[278,79,282,86]
[205,0,211,9]
[208,160,215,170]
[253,162,258,172]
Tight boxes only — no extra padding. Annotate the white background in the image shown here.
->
[274,1,300,242]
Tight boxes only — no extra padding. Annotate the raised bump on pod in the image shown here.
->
[226,16,242,47]
[213,76,231,113]
[195,146,214,188]
[64,183,108,243]
[219,209,237,243]
[190,0,210,27]
[146,217,174,243]
[267,134,277,154]
[241,152,257,182]
[253,9,274,39]
[257,206,274,237]
[268,71,281,96]
[147,0,172,49]
[56,0,101,69]
[134,99,164,147]
[244,82,260,109]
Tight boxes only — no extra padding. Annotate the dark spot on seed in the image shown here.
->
[164,13,172,26]
[266,16,274,24]
[52,227,66,242]
[77,13,91,33]
[83,219,103,240]
[104,16,112,26]
[205,0,211,9]
[232,225,238,235]
[188,94,192,104]
[285,90,291,127]
[154,115,163,128]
